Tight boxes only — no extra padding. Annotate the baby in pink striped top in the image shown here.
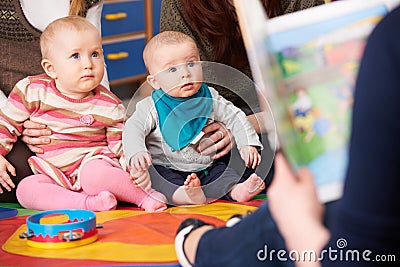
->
[0,16,166,212]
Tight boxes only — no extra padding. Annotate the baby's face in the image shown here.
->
[149,42,202,98]
[46,27,104,99]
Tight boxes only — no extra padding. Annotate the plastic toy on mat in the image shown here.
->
[19,209,101,249]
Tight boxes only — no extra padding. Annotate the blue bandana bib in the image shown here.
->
[152,83,212,151]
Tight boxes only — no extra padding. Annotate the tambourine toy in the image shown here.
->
[19,209,103,249]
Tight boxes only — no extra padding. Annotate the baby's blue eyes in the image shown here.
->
[71,52,100,59]
[168,62,196,72]
[168,67,177,73]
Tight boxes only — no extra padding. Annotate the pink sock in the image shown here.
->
[85,190,117,211]
[80,159,167,211]
[138,189,168,212]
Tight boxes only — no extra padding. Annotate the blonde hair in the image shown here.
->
[143,31,198,70]
[69,0,87,16]
[40,16,99,58]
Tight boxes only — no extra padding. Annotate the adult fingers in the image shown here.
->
[6,161,16,177]
[297,167,320,199]
[268,152,297,193]
[201,122,224,135]
[198,123,233,155]
[297,167,315,185]
[200,133,233,157]
[0,174,13,192]
[23,120,48,130]
[22,128,52,139]
[21,135,50,146]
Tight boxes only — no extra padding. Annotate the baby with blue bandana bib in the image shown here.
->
[123,31,266,205]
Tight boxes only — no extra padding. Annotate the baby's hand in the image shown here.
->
[239,146,261,169]
[130,169,152,192]
[0,155,16,194]
[130,151,152,172]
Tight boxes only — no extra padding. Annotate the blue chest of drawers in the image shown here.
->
[101,0,161,86]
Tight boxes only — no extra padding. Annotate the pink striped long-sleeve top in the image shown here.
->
[0,74,126,190]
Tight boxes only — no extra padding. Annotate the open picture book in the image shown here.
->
[233,0,400,202]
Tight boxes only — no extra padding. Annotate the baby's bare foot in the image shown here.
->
[183,173,206,205]
[230,174,265,202]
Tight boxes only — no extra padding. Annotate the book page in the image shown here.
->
[234,0,400,202]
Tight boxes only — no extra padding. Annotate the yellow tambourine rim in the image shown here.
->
[26,234,98,249]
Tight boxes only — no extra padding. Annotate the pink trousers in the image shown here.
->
[16,159,166,212]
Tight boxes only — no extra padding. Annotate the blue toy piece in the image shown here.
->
[20,209,100,249]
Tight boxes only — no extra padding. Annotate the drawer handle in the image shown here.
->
[105,12,128,20]
[107,52,129,60]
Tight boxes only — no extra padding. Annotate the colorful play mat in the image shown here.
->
[0,198,265,266]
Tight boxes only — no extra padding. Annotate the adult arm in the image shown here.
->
[210,87,262,150]
[21,120,52,153]
[0,79,34,152]
[0,79,37,193]
[268,153,329,267]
